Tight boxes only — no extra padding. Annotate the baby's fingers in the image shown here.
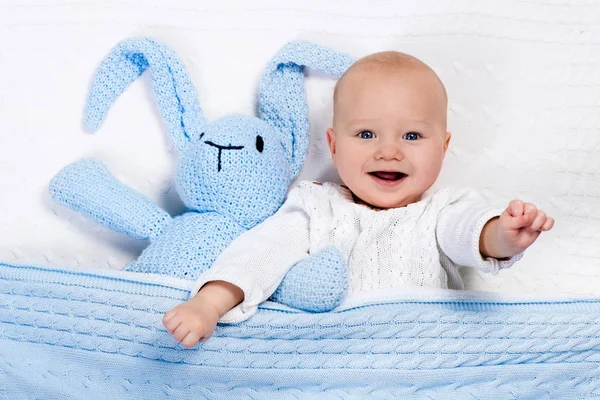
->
[181,331,202,348]
[508,200,525,217]
[526,210,547,232]
[506,203,538,229]
[163,312,181,334]
[540,216,554,231]
[173,324,191,343]
[524,203,538,221]
[501,211,530,230]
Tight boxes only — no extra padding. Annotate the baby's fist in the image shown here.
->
[498,200,554,254]
[163,296,221,348]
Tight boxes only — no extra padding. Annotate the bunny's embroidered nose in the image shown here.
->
[205,141,245,172]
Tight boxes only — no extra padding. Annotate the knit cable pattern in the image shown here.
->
[1,261,599,399]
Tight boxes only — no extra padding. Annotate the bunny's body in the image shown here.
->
[50,38,355,312]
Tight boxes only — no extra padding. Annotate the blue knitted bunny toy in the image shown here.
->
[49,38,356,312]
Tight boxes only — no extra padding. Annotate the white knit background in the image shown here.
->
[0,0,598,296]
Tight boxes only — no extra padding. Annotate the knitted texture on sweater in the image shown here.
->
[193,181,524,323]
[49,37,356,312]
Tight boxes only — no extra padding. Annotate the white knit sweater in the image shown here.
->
[192,181,523,322]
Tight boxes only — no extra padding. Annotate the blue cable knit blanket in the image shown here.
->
[1,261,599,399]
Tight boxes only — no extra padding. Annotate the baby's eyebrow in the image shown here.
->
[405,118,432,127]
[346,119,376,130]
[346,119,433,132]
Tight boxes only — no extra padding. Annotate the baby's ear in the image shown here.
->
[258,41,355,180]
[326,128,336,156]
[444,131,452,153]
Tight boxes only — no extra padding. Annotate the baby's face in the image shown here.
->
[327,65,451,209]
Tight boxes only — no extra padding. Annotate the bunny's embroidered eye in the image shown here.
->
[256,135,264,153]
[199,132,205,140]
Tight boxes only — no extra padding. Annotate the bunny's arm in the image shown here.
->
[49,158,171,241]
[271,247,347,312]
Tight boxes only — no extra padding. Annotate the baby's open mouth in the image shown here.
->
[368,171,407,181]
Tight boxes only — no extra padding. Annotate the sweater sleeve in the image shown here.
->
[436,187,524,275]
[190,184,311,323]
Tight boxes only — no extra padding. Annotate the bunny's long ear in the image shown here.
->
[258,41,355,179]
[84,37,205,152]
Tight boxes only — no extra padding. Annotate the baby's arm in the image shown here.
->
[479,200,554,259]
[163,281,243,348]
[163,184,312,347]
[436,187,549,274]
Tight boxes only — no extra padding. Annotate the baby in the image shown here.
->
[163,51,554,348]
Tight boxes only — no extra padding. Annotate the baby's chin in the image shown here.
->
[371,198,412,209]
[354,191,420,210]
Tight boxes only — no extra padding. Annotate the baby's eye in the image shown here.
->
[358,130,374,139]
[404,132,420,141]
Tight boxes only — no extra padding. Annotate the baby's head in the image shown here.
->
[327,51,451,209]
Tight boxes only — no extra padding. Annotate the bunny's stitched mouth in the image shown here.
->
[205,141,245,172]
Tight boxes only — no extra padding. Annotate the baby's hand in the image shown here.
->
[496,200,554,255]
[163,295,221,348]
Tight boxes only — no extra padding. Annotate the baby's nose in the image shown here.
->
[375,144,404,160]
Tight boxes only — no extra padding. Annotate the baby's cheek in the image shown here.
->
[422,150,445,179]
